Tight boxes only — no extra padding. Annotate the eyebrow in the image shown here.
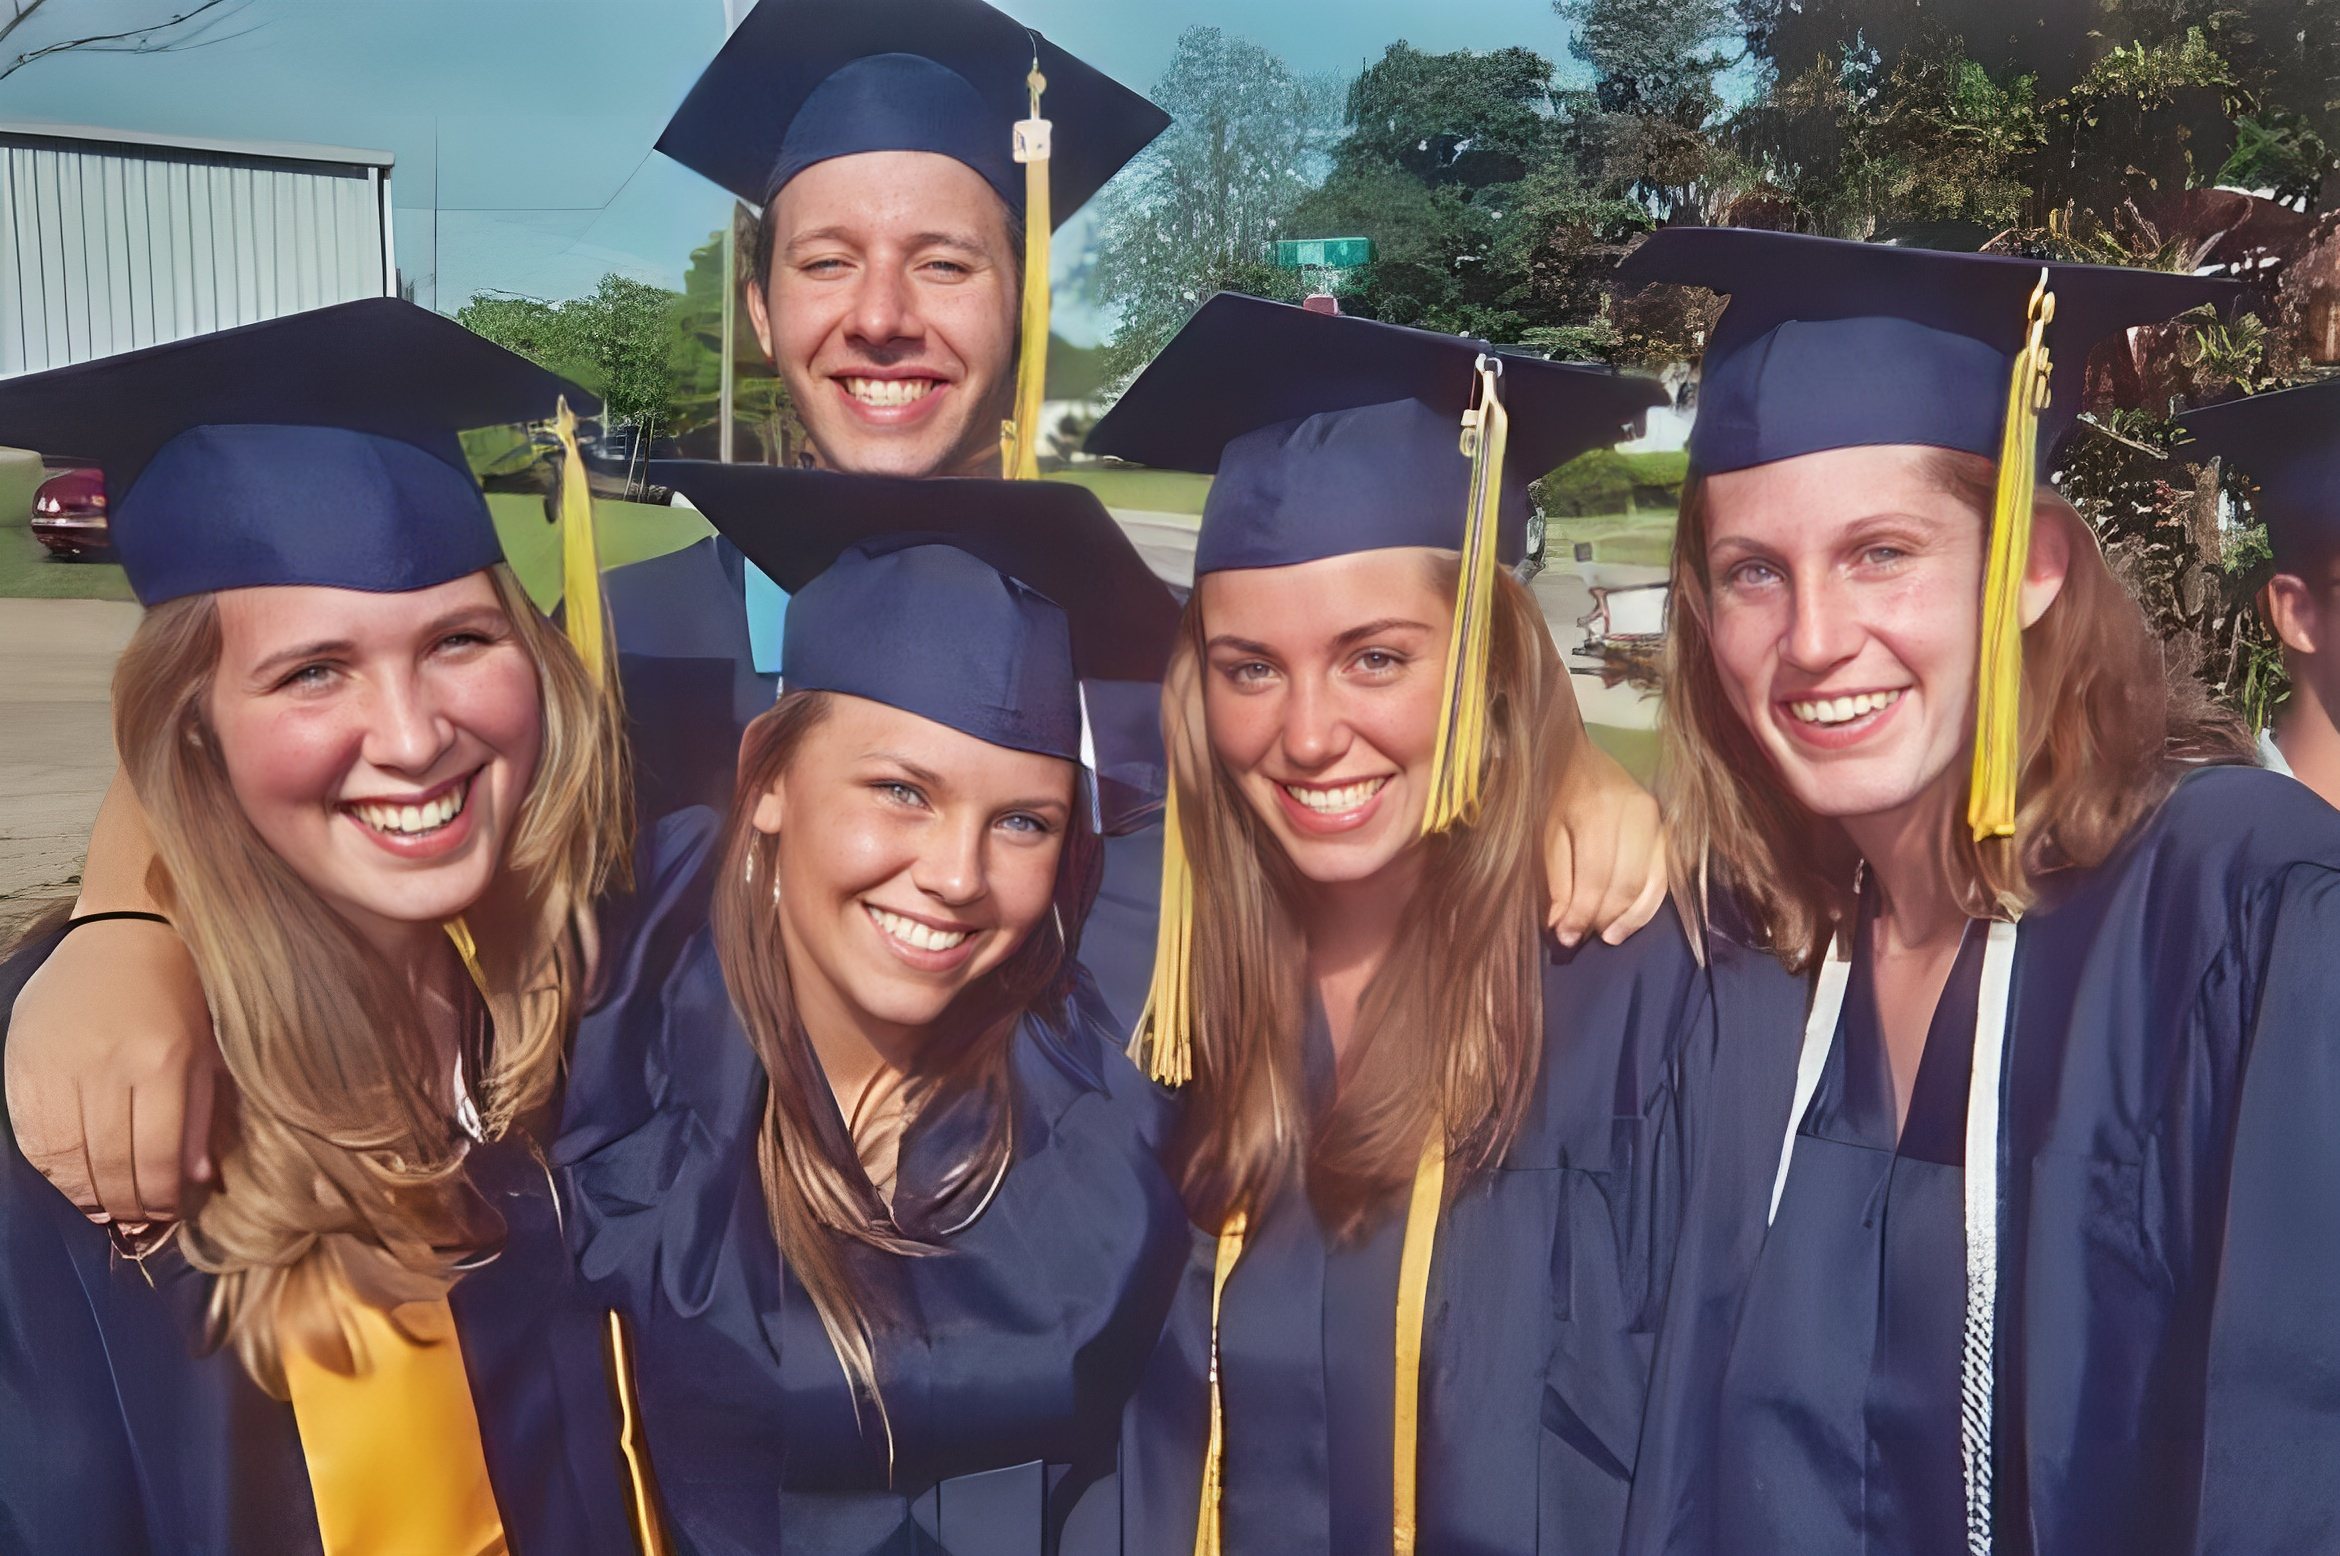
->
[864,752,949,791]
[785,226,992,258]
[1206,617,1436,657]
[243,605,505,682]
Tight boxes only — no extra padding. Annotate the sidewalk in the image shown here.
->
[0,597,138,938]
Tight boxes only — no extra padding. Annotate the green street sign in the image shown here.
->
[1272,237,1373,269]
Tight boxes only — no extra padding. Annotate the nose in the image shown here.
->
[1277,671,1352,774]
[1781,565,1864,677]
[844,255,921,355]
[357,665,458,778]
[910,807,989,909]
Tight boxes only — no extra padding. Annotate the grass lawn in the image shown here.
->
[1584,722,1660,788]
[1547,509,1675,569]
[0,449,133,601]
[489,492,714,613]
[1046,466,1210,517]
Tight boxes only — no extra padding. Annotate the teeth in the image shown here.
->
[1787,689,1904,726]
[844,377,935,408]
[352,782,467,836]
[1282,777,1389,814]
[867,905,969,953]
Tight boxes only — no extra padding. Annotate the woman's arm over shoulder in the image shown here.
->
[0,936,152,1552]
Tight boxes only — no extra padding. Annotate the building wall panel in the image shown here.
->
[0,129,392,376]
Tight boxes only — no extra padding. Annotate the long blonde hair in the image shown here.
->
[1166,559,1569,1241]
[112,562,630,1393]
[1661,449,2250,968]
[710,690,1101,1424]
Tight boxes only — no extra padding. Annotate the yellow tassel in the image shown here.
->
[1001,65,1052,481]
[1191,1209,1247,1556]
[1391,1129,1445,1555]
[552,396,608,681]
[1967,274,2056,843]
[1423,357,1509,835]
[1131,775,1196,1087]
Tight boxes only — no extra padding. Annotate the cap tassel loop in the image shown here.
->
[1967,274,2055,844]
[1132,773,1196,1086]
[1002,64,1052,480]
[552,396,610,680]
[1423,356,1509,836]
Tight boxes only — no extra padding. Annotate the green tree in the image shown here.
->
[458,274,682,436]
[1556,0,1745,218]
[1084,26,1339,384]
[666,220,801,462]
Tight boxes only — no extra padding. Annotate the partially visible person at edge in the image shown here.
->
[1093,294,1711,1556]
[2184,378,2340,810]
[1619,228,2340,1556]
[0,303,642,1553]
[556,471,1190,1552]
[10,0,1670,1236]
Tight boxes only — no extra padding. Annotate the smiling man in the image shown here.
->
[654,0,1167,483]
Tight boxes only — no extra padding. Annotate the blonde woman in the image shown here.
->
[557,469,1194,1553]
[1620,229,2340,1555]
[0,303,640,1554]
[1086,295,1709,1556]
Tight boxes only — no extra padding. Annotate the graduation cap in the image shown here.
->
[0,298,596,608]
[1087,292,1667,571]
[657,0,1170,480]
[2179,379,2340,572]
[658,0,1164,221]
[1616,226,2236,856]
[1084,291,1668,1083]
[1615,228,2235,477]
[647,460,1181,826]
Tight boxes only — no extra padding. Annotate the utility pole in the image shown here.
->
[718,0,747,461]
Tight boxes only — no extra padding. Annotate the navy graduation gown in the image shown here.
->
[557,807,1190,1556]
[1121,913,1710,1556]
[1705,886,1983,1555]
[1630,765,2340,1555]
[0,925,641,1556]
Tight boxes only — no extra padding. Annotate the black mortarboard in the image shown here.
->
[646,462,1179,820]
[655,0,1168,224]
[0,298,593,607]
[2180,379,2340,570]
[1615,228,2237,475]
[1083,292,1669,574]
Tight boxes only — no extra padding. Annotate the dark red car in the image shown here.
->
[29,463,107,558]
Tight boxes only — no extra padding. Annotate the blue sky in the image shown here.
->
[0,0,1594,342]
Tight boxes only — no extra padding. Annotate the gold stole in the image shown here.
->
[279,918,508,1554]
[281,1286,508,1556]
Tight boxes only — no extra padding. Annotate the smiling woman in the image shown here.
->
[0,302,642,1554]
[554,474,1190,1555]
[1623,226,2340,1556]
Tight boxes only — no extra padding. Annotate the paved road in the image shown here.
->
[0,597,138,936]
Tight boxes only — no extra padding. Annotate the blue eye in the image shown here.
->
[876,781,928,808]
[999,812,1052,836]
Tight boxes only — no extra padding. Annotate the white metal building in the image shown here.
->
[0,123,396,377]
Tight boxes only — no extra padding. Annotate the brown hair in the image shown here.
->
[1164,560,1570,1241]
[1661,448,2250,968]
[112,563,631,1393]
[709,690,1100,1426]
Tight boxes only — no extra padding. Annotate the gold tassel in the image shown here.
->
[1423,356,1509,835]
[1001,64,1052,481]
[553,396,609,681]
[1191,1210,1247,1556]
[1391,1129,1446,1555]
[1967,274,2056,843]
[1131,775,1196,1087]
